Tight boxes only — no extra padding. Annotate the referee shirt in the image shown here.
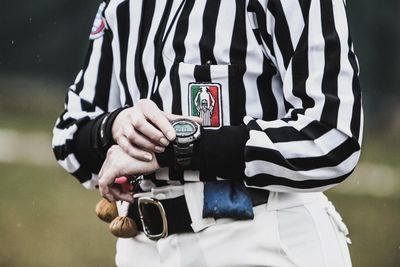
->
[52,0,363,192]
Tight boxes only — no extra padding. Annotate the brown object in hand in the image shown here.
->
[95,198,118,223]
[109,216,138,238]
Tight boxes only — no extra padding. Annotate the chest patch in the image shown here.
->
[89,2,107,40]
[189,83,222,128]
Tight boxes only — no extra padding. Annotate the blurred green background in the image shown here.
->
[0,0,399,266]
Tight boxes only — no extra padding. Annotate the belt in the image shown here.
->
[127,188,269,240]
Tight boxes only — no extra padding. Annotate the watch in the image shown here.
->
[171,119,201,169]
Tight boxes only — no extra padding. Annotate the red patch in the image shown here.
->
[91,18,106,36]
[89,2,107,40]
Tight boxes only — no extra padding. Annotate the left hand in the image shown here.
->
[98,145,160,202]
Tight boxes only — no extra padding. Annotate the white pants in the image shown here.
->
[115,187,351,267]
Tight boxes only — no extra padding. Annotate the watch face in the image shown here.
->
[173,121,196,137]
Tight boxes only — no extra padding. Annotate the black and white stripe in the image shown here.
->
[53,0,363,192]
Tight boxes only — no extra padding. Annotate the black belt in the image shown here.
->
[127,188,269,240]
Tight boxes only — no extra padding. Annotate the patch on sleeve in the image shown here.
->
[89,2,107,40]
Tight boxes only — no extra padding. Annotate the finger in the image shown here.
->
[124,125,164,153]
[135,134,165,153]
[188,116,203,124]
[100,145,120,178]
[114,177,134,192]
[117,136,153,161]
[142,106,176,141]
[99,150,112,178]
[109,187,134,203]
[98,179,114,202]
[165,113,203,125]
[98,165,119,198]
[103,192,115,202]
[131,116,170,146]
[114,176,128,184]
[98,162,105,178]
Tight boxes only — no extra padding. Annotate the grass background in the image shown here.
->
[0,78,399,267]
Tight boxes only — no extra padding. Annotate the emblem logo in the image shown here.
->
[189,83,222,128]
[89,2,107,40]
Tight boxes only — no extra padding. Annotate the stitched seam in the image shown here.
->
[325,209,351,266]
[274,210,301,267]
[303,202,329,267]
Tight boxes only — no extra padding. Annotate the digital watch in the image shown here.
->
[171,119,201,169]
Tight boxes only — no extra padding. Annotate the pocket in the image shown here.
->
[322,202,353,267]
[170,61,246,127]
[276,205,321,267]
[325,202,352,244]
[277,202,353,267]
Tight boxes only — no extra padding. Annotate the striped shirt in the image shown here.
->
[52,0,363,192]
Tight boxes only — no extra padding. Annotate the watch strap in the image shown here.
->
[173,143,194,168]
[155,144,174,168]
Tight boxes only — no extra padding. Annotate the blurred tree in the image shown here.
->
[0,0,100,79]
[346,0,400,131]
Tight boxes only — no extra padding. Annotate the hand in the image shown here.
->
[98,145,159,202]
[112,99,201,161]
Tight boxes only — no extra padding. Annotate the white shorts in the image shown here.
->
[115,185,351,267]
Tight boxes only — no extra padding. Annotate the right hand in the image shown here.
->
[112,99,201,161]
[98,145,160,202]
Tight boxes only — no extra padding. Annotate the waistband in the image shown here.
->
[126,186,270,239]
[117,183,325,238]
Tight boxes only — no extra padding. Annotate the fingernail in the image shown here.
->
[166,130,175,141]
[160,137,169,146]
[155,146,165,153]
[115,176,128,184]
[143,154,152,161]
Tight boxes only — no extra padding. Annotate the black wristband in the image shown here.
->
[98,106,128,152]
[73,114,108,173]
[71,107,129,174]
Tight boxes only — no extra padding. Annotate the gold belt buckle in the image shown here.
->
[138,197,169,240]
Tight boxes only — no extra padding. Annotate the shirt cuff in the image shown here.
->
[72,107,127,174]
[154,125,249,180]
[199,126,249,180]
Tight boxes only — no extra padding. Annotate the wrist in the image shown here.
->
[111,107,129,141]
[100,107,128,150]
[171,119,201,170]
[155,119,201,170]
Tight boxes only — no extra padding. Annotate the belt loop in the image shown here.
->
[117,200,130,216]
[266,191,279,211]
[183,183,216,232]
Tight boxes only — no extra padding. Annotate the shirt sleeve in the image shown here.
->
[52,1,121,189]
[243,0,363,192]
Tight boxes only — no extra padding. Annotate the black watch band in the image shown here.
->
[173,143,194,168]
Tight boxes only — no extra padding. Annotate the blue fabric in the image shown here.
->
[203,180,254,219]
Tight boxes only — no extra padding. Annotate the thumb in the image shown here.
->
[164,113,202,125]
